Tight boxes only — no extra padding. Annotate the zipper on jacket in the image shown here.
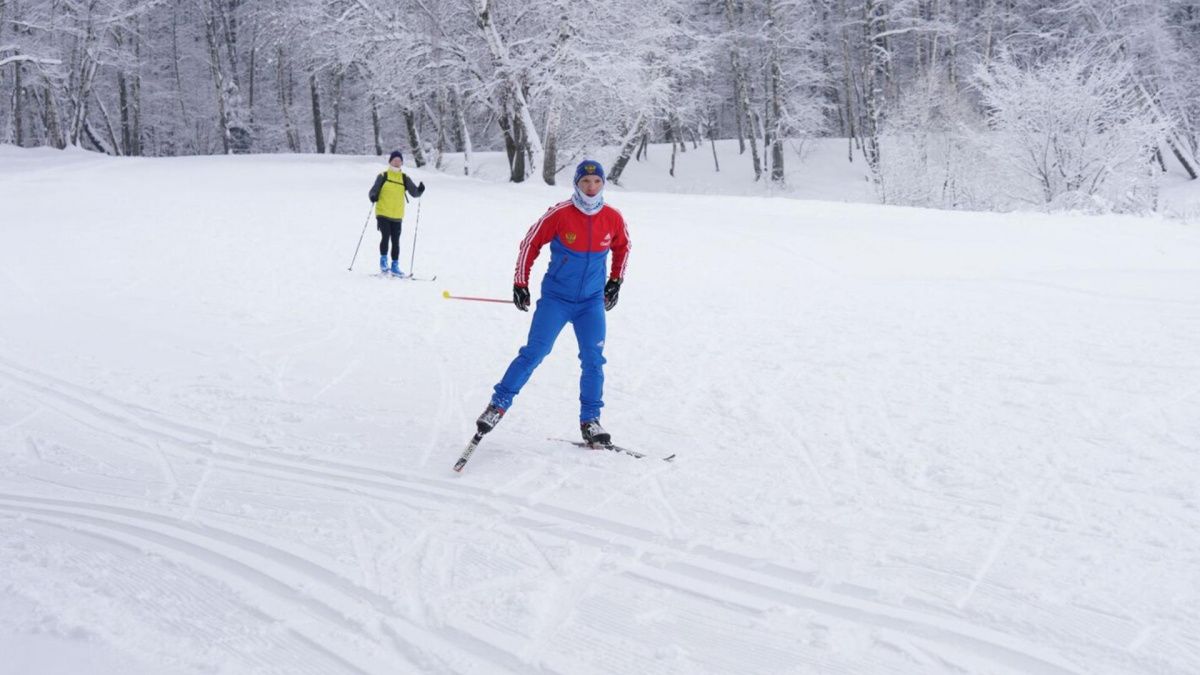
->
[578,214,593,300]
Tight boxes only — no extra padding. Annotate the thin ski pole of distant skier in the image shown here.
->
[347,205,374,271]
[407,198,423,276]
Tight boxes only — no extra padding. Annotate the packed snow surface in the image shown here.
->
[1,144,1199,674]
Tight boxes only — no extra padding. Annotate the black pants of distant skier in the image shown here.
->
[377,216,403,259]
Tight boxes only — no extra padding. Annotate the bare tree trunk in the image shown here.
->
[1168,137,1198,180]
[171,3,194,151]
[115,27,131,155]
[404,106,425,166]
[247,12,258,126]
[12,62,23,146]
[204,7,232,154]
[764,87,785,182]
[947,0,959,87]
[700,106,720,171]
[1130,80,1198,180]
[423,94,448,169]
[669,123,678,178]
[745,95,763,180]
[370,95,383,156]
[198,0,250,153]
[65,10,101,148]
[309,72,325,154]
[860,0,885,181]
[607,113,646,185]
[452,86,472,175]
[731,82,746,154]
[539,15,571,185]
[131,22,142,156]
[35,84,66,149]
[247,45,256,124]
[839,0,859,162]
[83,118,113,154]
[216,0,240,90]
[93,90,121,155]
[476,0,543,175]
[509,114,526,182]
[498,108,517,171]
[330,67,344,153]
[117,72,130,155]
[0,2,7,145]
[724,0,761,179]
[542,99,560,185]
[275,47,299,151]
[765,0,785,182]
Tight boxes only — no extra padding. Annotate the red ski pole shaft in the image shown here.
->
[442,290,510,304]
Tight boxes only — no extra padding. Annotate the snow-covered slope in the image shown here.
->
[1,145,1198,674]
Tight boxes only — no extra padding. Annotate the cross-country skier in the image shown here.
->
[474,159,630,446]
[368,150,425,276]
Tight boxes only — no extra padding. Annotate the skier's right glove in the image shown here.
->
[513,284,530,312]
[603,278,622,311]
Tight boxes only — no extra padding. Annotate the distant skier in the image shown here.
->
[474,159,631,446]
[368,149,425,276]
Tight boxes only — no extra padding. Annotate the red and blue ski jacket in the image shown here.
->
[514,200,631,303]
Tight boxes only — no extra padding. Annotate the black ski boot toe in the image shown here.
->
[476,404,505,435]
[580,419,611,446]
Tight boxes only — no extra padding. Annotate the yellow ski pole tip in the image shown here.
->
[442,290,451,299]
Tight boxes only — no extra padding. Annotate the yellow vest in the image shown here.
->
[376,170,407,220]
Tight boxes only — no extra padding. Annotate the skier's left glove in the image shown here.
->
[416,181,426,197]
[513,284,530,312]
[603,278,622,311]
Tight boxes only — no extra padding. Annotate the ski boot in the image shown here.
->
[390,259,405,277]
[580,419,611,446]
[476,404,505,435]
[379,255,388,272]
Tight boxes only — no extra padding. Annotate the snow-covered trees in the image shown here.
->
[1,0,1197,209]
[974,53,1167,211]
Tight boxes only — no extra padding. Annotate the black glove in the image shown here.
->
[603,278,622,311]
[417,181,426,196]
[513,284,530,311]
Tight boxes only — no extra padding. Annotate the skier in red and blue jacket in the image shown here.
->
[475,159,631,446]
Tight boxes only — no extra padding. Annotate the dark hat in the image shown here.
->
[388,149,403,162]
[574,159,605,184]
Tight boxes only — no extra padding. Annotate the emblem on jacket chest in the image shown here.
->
[564,232,577,244]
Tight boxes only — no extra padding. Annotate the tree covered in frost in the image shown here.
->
[1,0,1198,210]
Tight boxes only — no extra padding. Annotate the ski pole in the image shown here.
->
[407,198,423,275]
[347,205,374,271]
[442,290,510,304]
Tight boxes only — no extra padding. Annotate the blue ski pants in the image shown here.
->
[491,295,607,421]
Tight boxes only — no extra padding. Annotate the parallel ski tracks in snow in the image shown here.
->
[0,494,535,675]
[0,359,1083,674]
